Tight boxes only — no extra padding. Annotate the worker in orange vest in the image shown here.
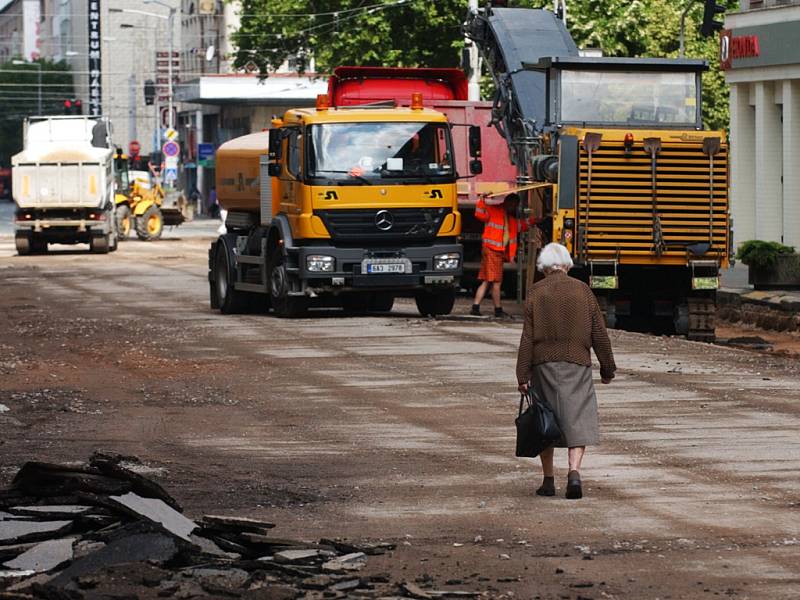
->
[471,193,528,318]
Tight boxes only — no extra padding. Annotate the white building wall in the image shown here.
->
[729,83,756,247]
[783,80,800,247]
[754,81,783,241]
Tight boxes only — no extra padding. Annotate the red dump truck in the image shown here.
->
[328,67,517,290]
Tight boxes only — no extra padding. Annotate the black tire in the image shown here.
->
[30,235,47,254]
[135,205,163,241]
[90,234,110,254]
[214,240,248,314]
[269,250,307,318]
[116,204,131,241]
[415,289,456,317]
[15,232,31,256]
[370,292,395,313]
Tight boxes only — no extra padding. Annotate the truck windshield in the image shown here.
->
[559,70,698,127]
[307,122,455,184]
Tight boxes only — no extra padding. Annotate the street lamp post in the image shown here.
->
[110,3,176,131]
[144,0,177,131]
[13,60,42,115]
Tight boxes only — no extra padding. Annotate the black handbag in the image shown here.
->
[515,389,562,458]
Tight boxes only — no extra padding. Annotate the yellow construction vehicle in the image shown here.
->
[466,7,730,341]
[114,152,187,241]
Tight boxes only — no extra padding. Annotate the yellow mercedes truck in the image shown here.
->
[208,94,480,317]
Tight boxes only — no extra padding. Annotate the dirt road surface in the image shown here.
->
[1,223,799,599]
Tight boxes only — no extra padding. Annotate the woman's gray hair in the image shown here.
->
[536,242,574,272]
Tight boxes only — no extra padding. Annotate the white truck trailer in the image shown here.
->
[12,116,118,254]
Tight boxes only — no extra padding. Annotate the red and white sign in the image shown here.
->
[162,140,180,158]
[720,30,760,70]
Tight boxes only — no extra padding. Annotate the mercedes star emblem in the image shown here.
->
[375,210,394,231]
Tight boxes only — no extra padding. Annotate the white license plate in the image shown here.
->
[367,263,406,274]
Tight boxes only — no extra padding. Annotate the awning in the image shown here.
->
[176,74,328,106]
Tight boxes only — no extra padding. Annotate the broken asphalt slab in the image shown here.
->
[107,492,196,541]
[47,532,179,587]
[2,537,76,573]
[0,520,72,545]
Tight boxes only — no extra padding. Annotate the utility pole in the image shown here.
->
[167,6,175,130]
[679,0,695,58]
[466,0,480,101]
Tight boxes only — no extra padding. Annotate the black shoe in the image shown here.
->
[470,304,481,316]
[494,308,512,319]
[536,476,555,497]
[566,470,583,499]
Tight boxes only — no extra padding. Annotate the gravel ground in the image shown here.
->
[1,232,799,599]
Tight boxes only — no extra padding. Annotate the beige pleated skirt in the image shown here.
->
[532,361,599,447]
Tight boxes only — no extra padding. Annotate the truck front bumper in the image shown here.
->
[292,243,463,294]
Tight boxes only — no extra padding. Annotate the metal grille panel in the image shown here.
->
[577,141,728,261]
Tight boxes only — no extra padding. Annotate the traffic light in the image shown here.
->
[144,80,156,106]
[63,98,82,115]
[700,0,726,37]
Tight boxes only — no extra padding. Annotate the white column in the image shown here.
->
[754,81,783,242]
[783,80,800,247]
[729,83,756,247]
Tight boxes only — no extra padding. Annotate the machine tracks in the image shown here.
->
[687,297,716,342]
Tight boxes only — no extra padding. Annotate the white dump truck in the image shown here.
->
[12,116,118,254]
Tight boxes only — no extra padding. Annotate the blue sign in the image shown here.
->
[198,143,215,167]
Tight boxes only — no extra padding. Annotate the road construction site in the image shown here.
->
[1,222,799,599]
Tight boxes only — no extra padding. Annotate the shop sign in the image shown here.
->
[720,30,761,70]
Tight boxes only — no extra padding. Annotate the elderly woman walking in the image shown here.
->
[516,243,616,499]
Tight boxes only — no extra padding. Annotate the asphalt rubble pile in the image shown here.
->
[0,453,481,600]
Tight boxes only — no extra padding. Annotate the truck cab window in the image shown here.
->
[286,128,301,179]
[307,122,454,185]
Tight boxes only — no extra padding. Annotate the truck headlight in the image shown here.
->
[434,252,460,271]
[306,255,335,272]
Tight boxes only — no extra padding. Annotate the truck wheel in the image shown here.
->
[136,206,163,241]
[269,252,307,318]
[116,205,131,241]
[415,289,455,317]
[90,234,110,254]
[30,236,48,254]
[214,240,248,314]
[370,292,395,313]
[15,232,31,255]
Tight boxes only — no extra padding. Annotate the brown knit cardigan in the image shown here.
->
[516,271,616,383]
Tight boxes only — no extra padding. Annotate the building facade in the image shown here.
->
[724,0,800,248]
[176,0,325,208]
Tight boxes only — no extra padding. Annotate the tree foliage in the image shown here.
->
[0,60,75,166]
[233,0,468,73]
[232,0,736,129]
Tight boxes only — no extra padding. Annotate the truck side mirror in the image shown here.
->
[470,159,483,175]
[267,163,281,177]
[468,125,482,157]
[268,128,283,161]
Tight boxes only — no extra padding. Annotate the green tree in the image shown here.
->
[233,0,468,74]
[0,59,75,166]
[232,0,735,129]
